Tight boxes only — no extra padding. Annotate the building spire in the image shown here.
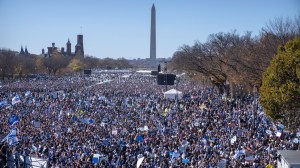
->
[20,45,25,54]
[25,46,29,55]
[66,38,71,56]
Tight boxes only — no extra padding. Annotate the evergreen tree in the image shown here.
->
[259,37,300,129]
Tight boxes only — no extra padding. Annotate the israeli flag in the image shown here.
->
[9,115,19,126]
[1,128,17,143]
[25,91,31,97]
[169,150,180,163]
[171,151,180,160]
[12,95,21,105]
[0,100,8,107]
[8,136,18,146]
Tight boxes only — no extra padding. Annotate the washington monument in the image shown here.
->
[150,4,156,67]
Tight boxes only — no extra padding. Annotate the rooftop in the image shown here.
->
[278,150,300,165]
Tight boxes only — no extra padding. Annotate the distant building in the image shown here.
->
[43,34,84,58]
[19,45,30,56]
[75,34,84,56]
[66,38,71,56]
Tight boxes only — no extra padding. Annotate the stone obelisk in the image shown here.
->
[150,4,156,68]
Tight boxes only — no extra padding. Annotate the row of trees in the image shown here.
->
[0,51,36,79]
[170,16,300,128]
[0,50,133,79]
[170,16,300,97]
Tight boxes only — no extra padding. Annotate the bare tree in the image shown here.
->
[0,50,16,80]
[170,15,300,97]
[14,55,36,78]
[43,50,70,75]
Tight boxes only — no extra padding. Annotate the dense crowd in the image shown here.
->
[0,72,299,168]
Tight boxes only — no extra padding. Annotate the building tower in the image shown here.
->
[24,46,29,55]
[150,4,156,68]
[20,46,25,54]
[66,38,71,56]
[61,47,65,55]
[75,34,84,57]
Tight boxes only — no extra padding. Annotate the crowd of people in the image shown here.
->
[0,72,299,168]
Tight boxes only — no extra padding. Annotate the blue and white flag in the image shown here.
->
[25,91,31,97]
[137,156,145,168]
[0,100,8,107]
[81,118,89,124]
[136,135,144,142]
[93,154,100,164]
[81,118,94,124]
[9,115,19,126]
[12,95,21,105]
[182,158,190,164]
[8,136,18,146]
[89,119,94,124]
[72,116,78,122]
[1,128,17,143]
[171,151,180,162]
[233,149,246,160]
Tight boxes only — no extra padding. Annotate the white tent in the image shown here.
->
[20,156,47,168]
[164,89,183,99]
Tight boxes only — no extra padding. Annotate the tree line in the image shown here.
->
[170,16,300,97]
[0,49,133,80]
